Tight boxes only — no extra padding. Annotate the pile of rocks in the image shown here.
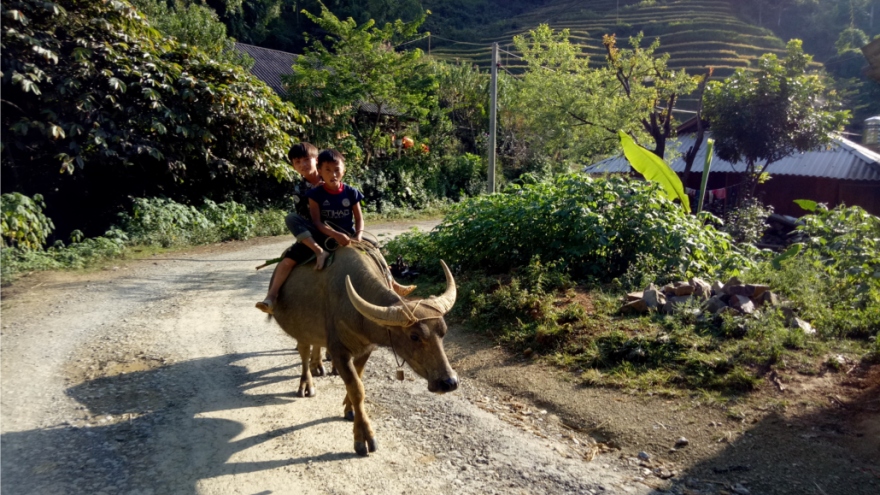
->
[621,277,782,318]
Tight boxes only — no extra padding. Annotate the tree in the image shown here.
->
[284,1,435,169]
[1,0,304,235]
[702,40,849,198]
[512,26,698,163]
[130,0,253,68]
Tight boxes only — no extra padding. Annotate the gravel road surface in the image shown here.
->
[1,222,661,495]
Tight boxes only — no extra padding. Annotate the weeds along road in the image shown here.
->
[0,221,658,495]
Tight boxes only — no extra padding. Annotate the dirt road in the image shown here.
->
[1,222,659,495]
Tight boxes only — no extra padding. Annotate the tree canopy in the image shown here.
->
[284,2,434,169]
[703,40,849,195]
[512,26,698,164]
[1,0,304,235]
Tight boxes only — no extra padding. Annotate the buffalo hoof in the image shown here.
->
[313,364,326,377]
[344,410,355,421]
[297,386,316,398]
[367,437,378,453]
[354,441,369,457]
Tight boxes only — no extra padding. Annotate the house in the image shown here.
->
[584,131,880,217]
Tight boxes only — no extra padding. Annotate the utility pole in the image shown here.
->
[488,42,498,194]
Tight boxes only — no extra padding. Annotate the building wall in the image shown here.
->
[682,173,880,217]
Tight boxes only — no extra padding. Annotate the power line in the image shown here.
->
[429,34,487,47]
[392,34,430,49]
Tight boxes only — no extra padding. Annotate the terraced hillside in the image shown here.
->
[428,0,792,110]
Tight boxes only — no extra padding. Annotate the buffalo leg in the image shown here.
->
[336,352,376,456]
[342,351,371,421]
[309,346,325,376]
[296,345,316,397]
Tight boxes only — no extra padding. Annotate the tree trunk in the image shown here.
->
[681,71,711,187]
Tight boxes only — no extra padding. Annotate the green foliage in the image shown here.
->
[130,0,252,68]
[119,197,262,246]
[618,131,690,212]
[285,2,433,169]
[703,40,849,195]
[512,27,698,164]
[721,198,773,245]
[1,195,290,283]
[1,0,303,237]
[385,174,750,284]
[1,193,55,250]
[747,204,880,339]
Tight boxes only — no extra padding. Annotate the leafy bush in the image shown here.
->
[1,193,55,250]
[1,0,303,238]
[120,198,213,247]
[201,199,254,241]
[746,204,880,339]
[721,198,773,245]
[385,174,752,285]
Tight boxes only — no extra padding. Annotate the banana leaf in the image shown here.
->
[618,131,691,213]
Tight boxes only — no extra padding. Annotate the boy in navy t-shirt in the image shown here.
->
[279,149,414,296]
[306,149,365,246]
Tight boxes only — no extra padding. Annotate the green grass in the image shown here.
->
[397,245,877,399]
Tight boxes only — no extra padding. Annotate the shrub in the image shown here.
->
[1,193,55,250]
[385,174,752,285]
[746,204,880,339]
[722,198,773,245]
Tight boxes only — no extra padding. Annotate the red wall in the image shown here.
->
[682,174,880,217]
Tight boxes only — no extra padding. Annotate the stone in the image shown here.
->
[757,290,780,307]
[792,318,816,335]
[637,451,651,461]
[749,284,770,299]
[643,289,665,310]
[721,277,743,295]
[663,295,693,314]
[730,295,755,314]
[626,292,644,302]
[660,284,676,296]
[674,284,695,296]
[690,277,712,300]
[704,296,728,314]
[674,437,689,448]
[621,299,649,314]
[732,483,751,495]
[711,280,725,295]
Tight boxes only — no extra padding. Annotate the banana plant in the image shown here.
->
[618,131,690,213]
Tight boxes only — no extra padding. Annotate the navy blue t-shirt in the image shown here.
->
[305,183,364,235]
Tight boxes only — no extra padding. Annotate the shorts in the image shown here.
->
[285,212,319,241]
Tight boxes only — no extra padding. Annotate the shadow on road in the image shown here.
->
[672,373,880,495]
[1,350,353,495]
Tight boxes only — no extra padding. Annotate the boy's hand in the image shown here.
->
[354,231,363,242]
[333,232,351,246]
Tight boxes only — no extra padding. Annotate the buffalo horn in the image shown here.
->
[432,260,457,315]
[345,276,412,327]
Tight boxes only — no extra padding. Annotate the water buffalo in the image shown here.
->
[272,245,459,456]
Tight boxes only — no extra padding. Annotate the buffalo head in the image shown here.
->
[345,261,459,394]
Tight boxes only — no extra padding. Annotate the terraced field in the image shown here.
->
[429,0,795,110]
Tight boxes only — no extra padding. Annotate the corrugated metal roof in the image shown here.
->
[234,43,402,117]
[584,133,880,181]
[234,42,295,96]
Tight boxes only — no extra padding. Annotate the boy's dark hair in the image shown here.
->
[317,149,345,167]
[288,142,318,161]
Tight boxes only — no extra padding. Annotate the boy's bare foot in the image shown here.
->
[315,251,330,270]
[255,298,274,314]
[394,284,417,297]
